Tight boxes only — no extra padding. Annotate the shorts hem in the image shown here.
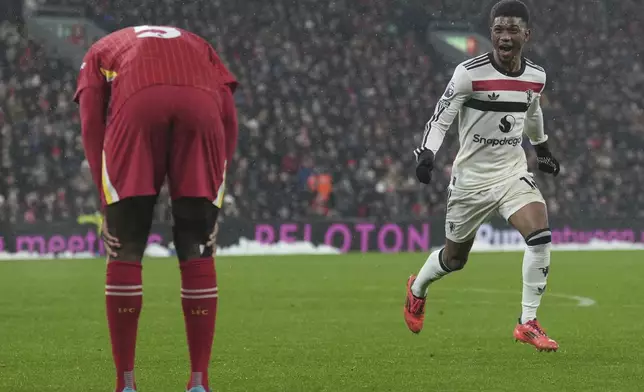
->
[502,198,546,222]
[102,192,159,207]
[445,231,478,244]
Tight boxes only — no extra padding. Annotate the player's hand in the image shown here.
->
[414,147,435,184]
[534,141,560,176]
[206,222,219,255]
[101,218,121,258]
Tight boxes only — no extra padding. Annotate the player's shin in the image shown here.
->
[521,229,552,324]
[411,248,451,297]
[180,256,218,391]
[105,260,143,392]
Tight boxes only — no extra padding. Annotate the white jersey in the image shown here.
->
[419,52,548,191]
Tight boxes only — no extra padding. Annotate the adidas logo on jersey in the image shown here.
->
[488,92,499,101]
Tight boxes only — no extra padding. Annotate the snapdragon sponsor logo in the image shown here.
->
[473,134,522,147]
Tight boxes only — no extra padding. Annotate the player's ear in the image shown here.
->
[524,28,531,43]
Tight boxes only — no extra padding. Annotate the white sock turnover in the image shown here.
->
[411,248,451,298]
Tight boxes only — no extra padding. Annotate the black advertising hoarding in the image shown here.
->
[0,215,642,256]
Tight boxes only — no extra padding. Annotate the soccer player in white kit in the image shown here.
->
[403,0,561,352]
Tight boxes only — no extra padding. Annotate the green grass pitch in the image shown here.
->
[1,251,643,392]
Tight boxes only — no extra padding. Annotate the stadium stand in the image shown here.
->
[2,0,643,222]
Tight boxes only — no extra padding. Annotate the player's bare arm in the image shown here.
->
[76,53,123,257]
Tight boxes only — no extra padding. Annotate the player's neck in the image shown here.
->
[492,51,522,73]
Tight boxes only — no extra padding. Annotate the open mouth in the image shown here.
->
[498,44,513,55]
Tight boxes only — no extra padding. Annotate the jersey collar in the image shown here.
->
[487,52,526,77]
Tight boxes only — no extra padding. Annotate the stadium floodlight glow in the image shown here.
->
[428,27,494,62]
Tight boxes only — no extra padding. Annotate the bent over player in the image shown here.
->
[75,25,239,392]
[404,0,561,351]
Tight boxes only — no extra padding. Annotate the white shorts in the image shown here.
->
[445,173,545,242]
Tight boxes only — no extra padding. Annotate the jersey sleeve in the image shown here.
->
[419,64,472,154]
[524,76,548,145]
[207,45,238,92]
[73,48,107,103]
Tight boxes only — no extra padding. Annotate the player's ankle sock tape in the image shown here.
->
[525,229,552,246]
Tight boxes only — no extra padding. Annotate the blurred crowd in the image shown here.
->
[1,0,643,223]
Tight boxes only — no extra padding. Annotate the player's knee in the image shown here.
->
[115,242,148,261]
[105,196,156,260]
[172,198,219,262]
[525,228,552,247]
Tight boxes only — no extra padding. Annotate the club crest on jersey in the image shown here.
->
[526,89,534,105]
[443,81,455,99]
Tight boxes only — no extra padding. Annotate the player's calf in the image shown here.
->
[104,196,157,392]
[405,239,474,333]
[520,228,551,323]
[172,197,220,392]
[411,238,473,298]
[443,237,475,272]
[507,201,551,323]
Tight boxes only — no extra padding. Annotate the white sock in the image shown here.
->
[521,234,551,324]
[411,248,451,297]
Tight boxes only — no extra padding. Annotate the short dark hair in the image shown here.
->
[490,0,530,26]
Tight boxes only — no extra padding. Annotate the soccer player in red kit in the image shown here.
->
[74,25,238,392]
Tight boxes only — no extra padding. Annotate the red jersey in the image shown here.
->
[73,25,237,116]
[75,26,239,204]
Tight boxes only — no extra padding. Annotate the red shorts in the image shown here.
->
[101,85,226,207]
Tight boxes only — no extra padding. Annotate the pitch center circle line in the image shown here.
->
[437,287,597,307]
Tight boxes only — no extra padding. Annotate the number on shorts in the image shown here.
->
[134,25,182,39]
[520,176,538,190]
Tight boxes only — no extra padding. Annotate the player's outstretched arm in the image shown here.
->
[524,89,560,176]
[414,64,472,184]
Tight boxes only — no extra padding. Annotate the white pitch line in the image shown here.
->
[548,293,596,307]
[444,288,597,307]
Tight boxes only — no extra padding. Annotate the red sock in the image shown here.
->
[180,257,218,390]
[106,261,143,392]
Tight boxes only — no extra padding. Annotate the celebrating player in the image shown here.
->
[75,25,238,392]
[404,0,560,351]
